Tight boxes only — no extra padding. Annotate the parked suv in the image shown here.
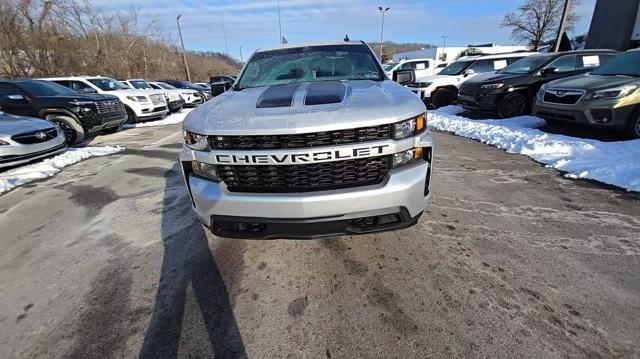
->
[181,40,433,239]
[534,50,640,138]
[158,80,211,101]
[149,82,203,108]
[0,80,126,144]
[44,76,168,124]
[121,79,185,113]
[406,52,537,108]
[383,58,446,79]
[457,50,618,118]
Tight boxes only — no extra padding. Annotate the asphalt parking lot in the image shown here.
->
[1,123,639,358]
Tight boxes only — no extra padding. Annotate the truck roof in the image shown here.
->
[256,40,365,53]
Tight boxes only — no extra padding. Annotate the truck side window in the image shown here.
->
[415,62,427,70]
[69,81,95,93]
[467,60,491,73]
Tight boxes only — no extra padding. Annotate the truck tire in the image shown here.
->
[126,107,138,124]
[625,112,640,139]
[431,88,456,108]
[497,93,528,118]
[48,115,85,145]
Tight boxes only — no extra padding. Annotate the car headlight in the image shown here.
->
[392,114,426,139]
[126,95,149,103]
[481,83,505,90]
[183,130,210,151]
[589,85,638,100]
[0,139,10,146]
[391,148,423,169]
[191,161,219,181]
[68,100,95,106]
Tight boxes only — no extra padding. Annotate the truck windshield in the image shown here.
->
[129,80,153,89]
[498,54,553,75]
[88,78,130,91]
[17,80,77,96]
[237,45,384,90]
[438,61,473,76]
[591,52,640,77]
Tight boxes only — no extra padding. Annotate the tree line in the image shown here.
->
[0,0,242,81]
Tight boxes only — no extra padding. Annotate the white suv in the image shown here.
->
[121,79,185,113]
[149,82,203,108]
[43,76,169,123]
[383,58,447,79]
[406,52,538,108]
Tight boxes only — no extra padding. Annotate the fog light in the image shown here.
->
[392,148,423,168]
[191,161,219,181]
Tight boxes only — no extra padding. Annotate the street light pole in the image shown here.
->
[277,0,283,44]
[221,12,229,55]
[176,15,191,82]
[378,6,390,61]
[240,45,244,62]
[441,35,448,61]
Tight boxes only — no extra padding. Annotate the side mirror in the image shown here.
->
[463,69,476,76]
[540,67,558,77]
[393,69,415,85]
[6,94,26,101]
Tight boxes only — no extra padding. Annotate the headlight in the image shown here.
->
[191,161,219,181]
[183,130,210,151]
[0,139,10,146]
[392,114,426,139]
[589,85,638,100]
[391,148,423,169]
[68,100,95,106]
[126,95,149,103]
[481,83,504,90]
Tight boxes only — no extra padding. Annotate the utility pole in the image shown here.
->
[176,15,191,81]
[378,6,390,61]
[553,0,572,52]
[240,45,244,62]
[441,35,448,61]
[277,0,283,43]
[221,12,229,55]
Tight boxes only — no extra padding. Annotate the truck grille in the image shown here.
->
[211,124,391,150]
[543,90,584,105]
[96,100,124,114]
[458,83,480,96]
[12,127,58,144]
[218,156,390,193]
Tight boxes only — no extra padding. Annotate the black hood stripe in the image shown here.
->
[256,83,300,108]
[304,81,345,106]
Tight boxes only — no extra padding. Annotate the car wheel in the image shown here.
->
[625,112,640,139]
[431,88,456,108]
[194,95,205,105]
[125,107,138,124]
[498,93,528,118]
[49,116,85,145]
[101,125,122,134]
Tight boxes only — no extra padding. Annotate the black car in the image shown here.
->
[457,50,619,118]
[0,80,127,144]
[157,79,211,101]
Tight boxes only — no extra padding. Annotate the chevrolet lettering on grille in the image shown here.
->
[209,144,392,165]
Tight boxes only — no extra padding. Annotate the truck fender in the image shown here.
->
[40,108,78,121]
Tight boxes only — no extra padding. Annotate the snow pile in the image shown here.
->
[124,108,193,128]
[429,106,640,192]
[0,146,124,194]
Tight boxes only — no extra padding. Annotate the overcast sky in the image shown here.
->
[89,0,598,60]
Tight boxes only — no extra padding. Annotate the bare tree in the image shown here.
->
[501,0,580,50]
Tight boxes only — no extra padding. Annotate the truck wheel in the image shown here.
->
[625,112,640,139]
[126,107,138,124]
[497,93,528,118]
[49,116,85,145]
[431,88,456,108]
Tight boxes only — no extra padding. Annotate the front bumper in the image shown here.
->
[457,92,500,112]
[180,133,435,239]
[168,99,185,111]
[533,97,634,129]
[0,141,67,169]
[84,112,127,133]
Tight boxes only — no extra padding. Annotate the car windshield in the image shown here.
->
[155,82,177,90]
[129,80,153,89]
[237,44,384,90]
[498,55,553,74]
[383,62,399,71]
[591,52,640,77]
[438,61,473,76]
[88,78,130,91]
[17,80,77,96]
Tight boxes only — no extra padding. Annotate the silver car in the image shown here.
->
[0,111,67,169]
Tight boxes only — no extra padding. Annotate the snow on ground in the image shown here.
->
[429,106,640,192]
[0,146,124,195]
[124,108,193,128]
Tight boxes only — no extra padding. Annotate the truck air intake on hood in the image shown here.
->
[256,83,300,108]
[304,81,346,106]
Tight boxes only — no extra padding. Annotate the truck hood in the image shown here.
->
[0,112,55,135]
[37,93,118,102]
[184,80,426,135]
[546,73,639,91]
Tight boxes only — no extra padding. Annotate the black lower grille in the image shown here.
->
[543,92,583,105]
[12,128,58,144]
[218,156,390,193]
[459,84,480,96]
[210,124,391,150]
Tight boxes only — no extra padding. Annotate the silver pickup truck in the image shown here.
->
[180,40,434,239]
